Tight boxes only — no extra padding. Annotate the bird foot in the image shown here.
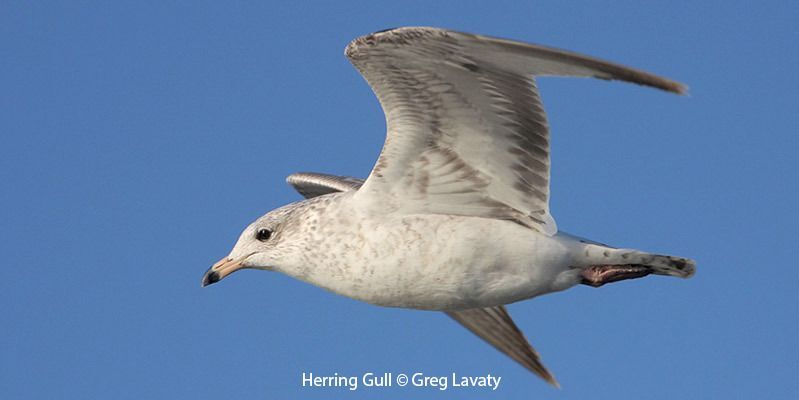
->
[580,264,652,287]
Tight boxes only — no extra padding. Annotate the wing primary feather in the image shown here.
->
[345,27,686,236]
[447,306,559,387]
[347,27,687,94]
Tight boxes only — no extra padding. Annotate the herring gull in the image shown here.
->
[202,27,694,386]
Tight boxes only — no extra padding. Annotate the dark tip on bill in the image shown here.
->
[202,270,220,287]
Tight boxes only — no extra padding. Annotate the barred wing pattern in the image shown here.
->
[345,27,685,235]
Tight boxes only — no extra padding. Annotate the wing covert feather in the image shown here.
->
[345,27,685,235]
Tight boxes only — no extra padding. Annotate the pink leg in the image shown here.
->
[580,265,652,287]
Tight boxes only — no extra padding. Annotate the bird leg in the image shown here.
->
[580,264,652,287]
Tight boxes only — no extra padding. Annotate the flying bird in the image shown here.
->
[202,27,695,386]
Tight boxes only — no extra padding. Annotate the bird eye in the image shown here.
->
[256,228,272,242]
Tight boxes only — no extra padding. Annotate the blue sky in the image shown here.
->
[2,1,798,399]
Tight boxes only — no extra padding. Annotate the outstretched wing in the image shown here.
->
[286,172,558,386]
[446,305,558,387]
[345,27,685,235]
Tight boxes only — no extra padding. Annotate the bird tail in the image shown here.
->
[578,244,695,287]
[641,252,696,278]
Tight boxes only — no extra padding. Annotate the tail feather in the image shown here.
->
[580,244,696,281]
[636,253,696,278]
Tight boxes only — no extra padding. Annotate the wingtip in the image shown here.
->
[670,81,690,96]
[626,73,687,95]
[543,372,561,389]
[681,258,697,278]
[533,365,560,388]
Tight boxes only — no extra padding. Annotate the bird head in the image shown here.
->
[201,202,302,287]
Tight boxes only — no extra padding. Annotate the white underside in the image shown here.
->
[276,193,594,310]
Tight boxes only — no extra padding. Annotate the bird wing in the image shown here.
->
[286,172,363,198]
[346,27,685,235]
[446,305,558,387]
[286,171,558,386]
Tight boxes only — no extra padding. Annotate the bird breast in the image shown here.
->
[281,195,580,310]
